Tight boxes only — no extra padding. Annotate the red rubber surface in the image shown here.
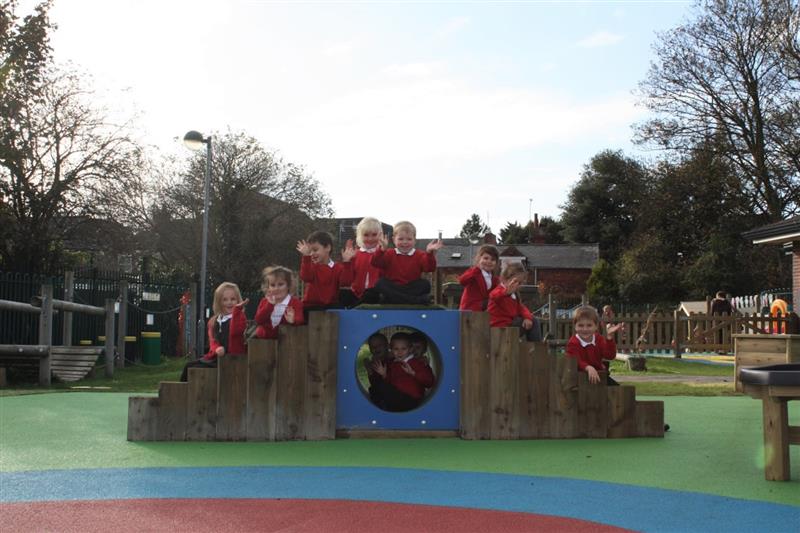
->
[2,498,633,532]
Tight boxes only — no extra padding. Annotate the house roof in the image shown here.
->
[433,242,599,269]
[678,301,707,316]
[742,215,800,244]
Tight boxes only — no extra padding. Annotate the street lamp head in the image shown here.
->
[183,130,206,151]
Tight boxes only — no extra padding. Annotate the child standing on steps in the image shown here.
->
[180,282,248,382]
[458,244,500,311]
[565,306,625,386]
[255,266,304,340]
[487,262,541,341]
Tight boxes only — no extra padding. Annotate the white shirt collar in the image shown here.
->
[577,334,596,347]
[217,313,232,323]
[360,246,378,253]
[401,354,414,363]
[326,259,335,268]
[277,294,291,306]
[481,269,492,289]
[397,248,416,256]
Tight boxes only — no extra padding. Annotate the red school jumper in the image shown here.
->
[254,296,305,340]
[487,284,533,327]
[458,266,499,311]
[351,248,383,298]
[204,305,247,361]
[386,356,435,399]
[370,248,436,285]
[565,334,617,372]
[299,257,354,306]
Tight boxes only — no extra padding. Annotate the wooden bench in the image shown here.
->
[50,346,104,382]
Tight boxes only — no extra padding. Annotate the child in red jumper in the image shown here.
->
[371,332,435,412]
[487,262,541,341]
[340,216,385,307]
[459,244,500,311]
[565,306,625,385]
[180,282,248,382]
[254,266,304,339]
[371,221,443,304]
[297,231,355,313]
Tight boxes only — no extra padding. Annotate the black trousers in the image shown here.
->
[372,378,421,412]
[374,278,431,305]
[510,317,543,342]
[180,358,217,382]
[339,288,381,308]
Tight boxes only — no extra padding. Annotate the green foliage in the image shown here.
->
[499,221,528,244]
[538,216,565,244]
[586,259,617,303]
[458,213,490,239]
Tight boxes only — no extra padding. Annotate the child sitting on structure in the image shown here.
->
[254,266,304,339]
[341,217,385,307]
[565,305,625,385]
[370,332,435,412]
[371,221,443,304]
[458,244,500,311]
[409,331,430,363]
[363,332,390,407]
[487,262,541,341]
[297,231,356,313]
[180,282,248,382]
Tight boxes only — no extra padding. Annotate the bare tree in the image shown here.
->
[636,0,800,220]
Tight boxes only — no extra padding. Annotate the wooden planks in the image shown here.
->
[246,339,278,441]
[460,312,491,440]
[634,401,665,437]
[186,367,218,441]
[577,372,608,438]
[607,386,637,438]
[734,334,800,391]
[216,355,249,441]
[276,325,309,440]
[762,397,790,481]
[549,354,578,438]
[489,328,519,439]
[127,396,158,441]
[304,312,338,440]
[156,382,187,441]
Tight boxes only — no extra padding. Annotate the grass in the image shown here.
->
[1,354,739,397]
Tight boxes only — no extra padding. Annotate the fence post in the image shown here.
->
[548,292,557,340]
[38,284,53,386]
[673,310,682,359]
[63,271,74,346]
[104,299,115,378]
[116,280,128,368]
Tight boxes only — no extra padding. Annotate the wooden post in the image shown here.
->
[548,292,557,340]
[246,340,278,441]
[304,312,338,440]
[762,397,790,481]
[63,271,74,346]
[673,309,682,358]
[459,312,491,440]
[489,328,519,439]
[116,280,128,368]
[37,284,53,386]
[104,299,115,378]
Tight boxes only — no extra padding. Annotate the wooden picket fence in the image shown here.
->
[540,312,791,355]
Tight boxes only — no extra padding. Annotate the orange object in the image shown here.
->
[770,299,788,334]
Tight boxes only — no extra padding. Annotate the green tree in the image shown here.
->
[499,221,528,244]
[586,259,618,304]
[458,213,490,239]
[560,150,648,262]
[538,215,565,244]
[636,0,800,220]
[155,131,334,290]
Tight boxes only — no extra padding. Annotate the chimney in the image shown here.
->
[534,213,539,228]
[483,232,497,245]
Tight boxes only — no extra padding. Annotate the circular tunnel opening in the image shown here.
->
[354,325,443,413]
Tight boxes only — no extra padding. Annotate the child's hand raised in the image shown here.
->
[379,234,389,250]
[341,240,357,262]
[505,277,521,293]
[372,360,387,378]
[285,306,296,324]
[606,322,625,339]
[215,346,225,357]
[401,361,416,376]
[296,240,311,256]
[235,298,249,309]
[426,239,443,253]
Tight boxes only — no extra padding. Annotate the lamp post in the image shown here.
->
[183,130,212,359]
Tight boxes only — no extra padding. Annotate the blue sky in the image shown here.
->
[42,0,694,238]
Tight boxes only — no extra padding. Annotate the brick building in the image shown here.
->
[743,216,800,309]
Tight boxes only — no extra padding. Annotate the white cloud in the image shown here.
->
[381,62,440,78]
[322,41,356,58]
[576,31,624,48]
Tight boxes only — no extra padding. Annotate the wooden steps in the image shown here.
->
[50,347,103,382]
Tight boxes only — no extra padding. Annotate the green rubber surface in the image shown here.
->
[1,393,797,506]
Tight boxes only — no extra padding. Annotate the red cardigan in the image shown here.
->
[299,256,354,306]
[254,296,305,339]
[565,334,617,372]
[351,249,383,298]
[487,284,532,327]
[458,266,499,311]
[371,248,436,285]
[203,305,247,361]
[386,357,435,399]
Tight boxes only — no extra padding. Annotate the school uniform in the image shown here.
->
[373,355,435,412]
[351,247,383,298]
[458,266,499,311]
[565,333,618,385]
[254,294,305,339]
[180,306,246,381]
[371,248,436,304]
[487,284,541,341]
[299,256,354,306]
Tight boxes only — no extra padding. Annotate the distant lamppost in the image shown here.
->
[183,130,212,358]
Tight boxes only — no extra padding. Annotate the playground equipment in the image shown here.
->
[127,310,664,441]
[733,334,800,392]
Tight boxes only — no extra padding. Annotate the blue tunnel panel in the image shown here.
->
[331,309,460,430]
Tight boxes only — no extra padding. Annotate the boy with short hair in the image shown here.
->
[371,221,443,304]
[371,332,435,412]
[565,306,624,385]
[297,231,355,311]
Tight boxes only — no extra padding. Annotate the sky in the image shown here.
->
[39,0,694,238]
